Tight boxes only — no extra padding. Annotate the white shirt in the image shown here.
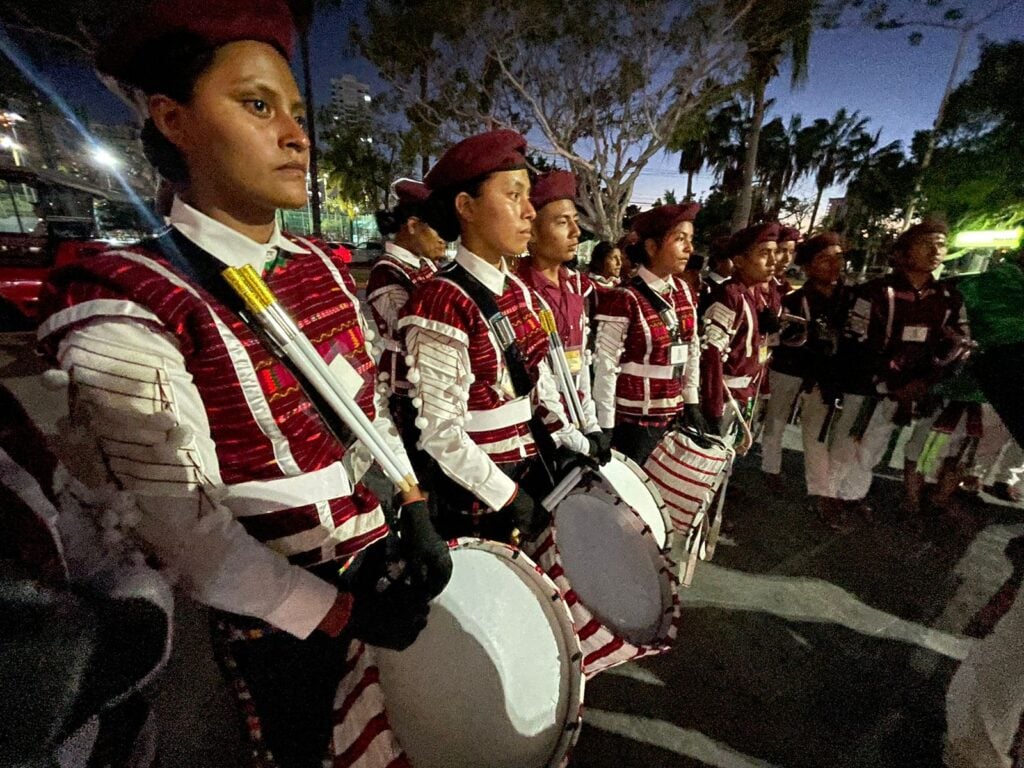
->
[367,241,434,352]
[401,245,590,510]
[44,199,407,639]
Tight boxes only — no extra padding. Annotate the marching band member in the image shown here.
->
[35,3,448,764]
[366,178,447,482]
[699,235,735,314]
[399,130,601,543]
[759,233,847,510]
[823,220,969,524]
[515,170,606,455]
[773,225,800,298]
[593,203,705,464]
[699,223,780,438]
[588,240,623,289]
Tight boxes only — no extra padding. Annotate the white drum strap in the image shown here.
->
[702,452,734,562]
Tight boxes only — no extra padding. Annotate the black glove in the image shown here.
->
[678,404,710,435]
[585,430,613,465]
[757,307,781,335]
[347,541,430,651]
[399,500,453,601]
[502,486,551,543]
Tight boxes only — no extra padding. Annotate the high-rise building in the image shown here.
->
[330,75,372,124]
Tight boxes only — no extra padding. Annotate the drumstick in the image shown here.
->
[223,265,416,492]
[542,465,584,511]
[538,308,586,429]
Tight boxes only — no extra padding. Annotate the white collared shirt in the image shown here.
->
[43,202,411,639]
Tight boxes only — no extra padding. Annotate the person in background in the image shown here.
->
[588,240,623,289]
[758,233,847,516]
[366,178,447,486]
[700,223,779,438]
[35,2,447,764]
[515,170,608,458]
[700,235,735,314]
[823,220,969,526]
[678,252,705,298]
[399,130,601,543]
[592,203,705,464]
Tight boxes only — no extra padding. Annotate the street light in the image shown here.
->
[90,145,120,190]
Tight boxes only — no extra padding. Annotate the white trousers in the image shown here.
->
[760,372,834,496]
[945,588,1024,768]
[827,395,900,501]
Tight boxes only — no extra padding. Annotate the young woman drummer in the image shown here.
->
[398,129,601,543]
[36,1,448,764]
[592,203,707,464]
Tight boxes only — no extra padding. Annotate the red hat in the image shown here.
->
[728,222,781,257]
[393,178,430,207]
[96,0,296,82]
[894,219,948,253]
[630,202,701,242]
[795,232,843,266]
[530,170,576,212]
[424,129,528,191]
[778,225,802,243]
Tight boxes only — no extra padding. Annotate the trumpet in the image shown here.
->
[778,313,809,347]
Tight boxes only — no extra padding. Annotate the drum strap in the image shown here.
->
[630,275,682,343]
[441,261,560,489]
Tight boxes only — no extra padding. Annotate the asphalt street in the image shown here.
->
[3,332,1021,768]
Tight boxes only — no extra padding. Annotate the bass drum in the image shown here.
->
[352,538,584,768]
[526,468,680,678]
[599,450,672,553]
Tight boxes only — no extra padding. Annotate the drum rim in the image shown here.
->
[604,450,673,552]
[444,537,587,767]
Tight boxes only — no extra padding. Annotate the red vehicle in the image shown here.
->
[0,166,147,329]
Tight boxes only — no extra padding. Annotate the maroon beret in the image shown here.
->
[393,179,430,207]
[778,226,802,243]
[96,0,296,81]
[530,170,576,212]
[631,202,701,242]
[729,222,781,257]
[795,232,843,266]
[894,219,948,253]
[424,129,528,192]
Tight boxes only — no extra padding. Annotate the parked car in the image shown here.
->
[352,241,384,264]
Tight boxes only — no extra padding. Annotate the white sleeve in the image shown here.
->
[367,283,410,340]
[405,325,517,510]
[55,319,337,639]
[535,359,590,453]
[683,327,701,405]
[576,350,600,433]
[593,314,629,429]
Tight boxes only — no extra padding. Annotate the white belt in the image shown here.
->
[621,361,683,380]
[467,396,532,432]
[724,375,753,388]
[220,461,353,517]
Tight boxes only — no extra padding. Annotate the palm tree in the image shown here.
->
[677,138,705,202]
[730,0,817,232]
[800,108,877,232]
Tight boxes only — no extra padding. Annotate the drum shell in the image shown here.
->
[526,478,681,679]
[643,430,733,536]
[334,538,585,768]
[599,451,672,553]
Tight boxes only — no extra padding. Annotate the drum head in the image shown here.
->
[600,452,670,551]
[374,539,583,768]
[554,481,666,644]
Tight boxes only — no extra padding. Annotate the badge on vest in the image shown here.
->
[901,325,929,343]
[758,344,770,364]
[327,352,366,398]
[669,343,689,366]
[565,348,583,375]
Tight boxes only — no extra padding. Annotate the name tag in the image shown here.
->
[758,345,770,364]
[902,326,929,343]
[669,343,689,366]
[328,353,366,398]
[564,349,582,375]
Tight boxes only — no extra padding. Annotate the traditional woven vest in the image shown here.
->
[402,271,551,464]
[38,235,387,568]
[366,251,437,394]
[608,277,697,426]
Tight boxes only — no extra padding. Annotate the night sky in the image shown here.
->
[15,1,1024,208]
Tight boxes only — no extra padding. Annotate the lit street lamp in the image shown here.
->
[90,145,120,190]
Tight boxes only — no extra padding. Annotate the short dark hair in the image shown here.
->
[128,31,218,184]
[375,200,428,238]
[588,240,616,275]
[421,173,491,242]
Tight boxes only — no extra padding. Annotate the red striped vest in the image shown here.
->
[37,235,387,568]
[401,271,550,464]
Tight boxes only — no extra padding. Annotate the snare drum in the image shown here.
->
[340,538,584,768]
[599,451,672,553]
[526,471,680,678]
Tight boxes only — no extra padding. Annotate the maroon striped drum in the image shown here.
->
[525,468,680,678]
[643,429,735,584]
[337,538,584,768]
